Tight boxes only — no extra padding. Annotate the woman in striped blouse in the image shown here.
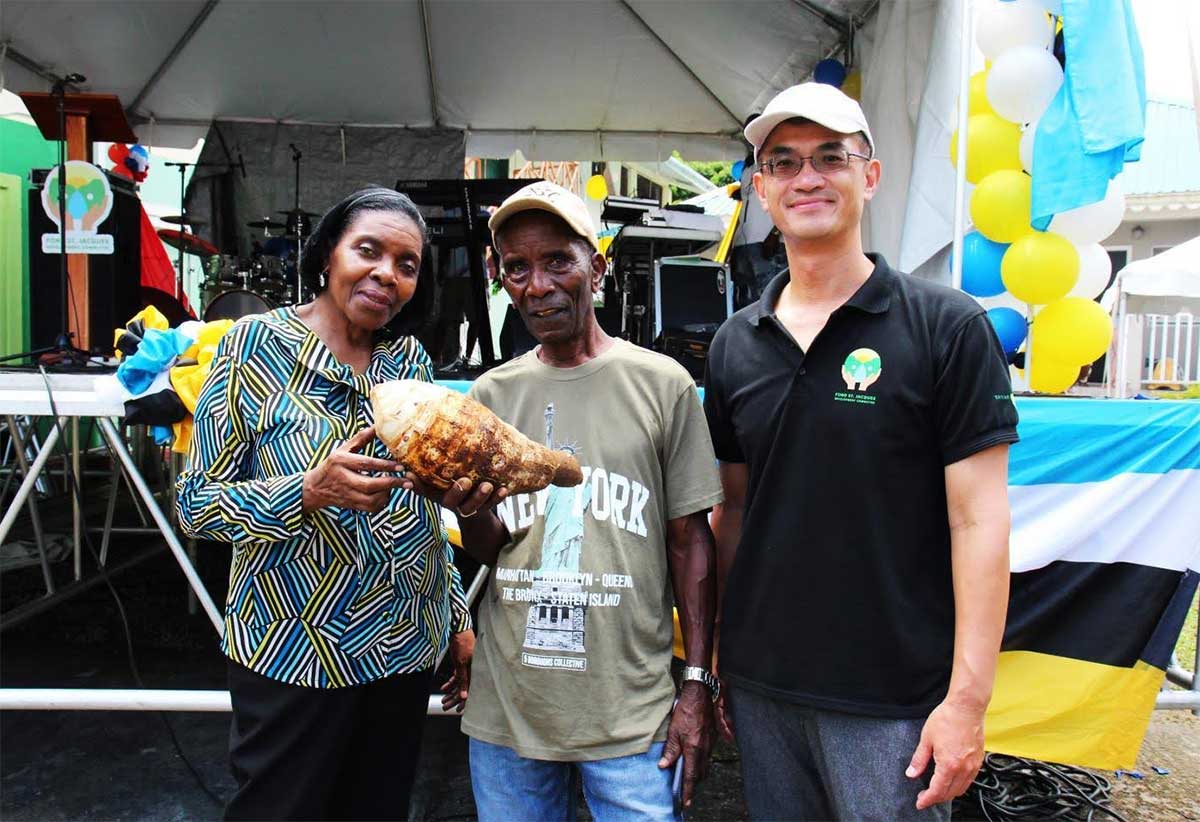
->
[178,188,474,820]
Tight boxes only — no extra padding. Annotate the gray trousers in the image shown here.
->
[727,685,952,822]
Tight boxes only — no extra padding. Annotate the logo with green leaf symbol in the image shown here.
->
[841,348,882,391]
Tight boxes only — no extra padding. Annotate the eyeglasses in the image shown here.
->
[760,148,871,179]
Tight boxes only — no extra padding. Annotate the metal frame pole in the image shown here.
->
[0,421,62,547]
[95,417,223,633]
[950,0,972,291]
[72,416,82,580]
[3,415,54,594]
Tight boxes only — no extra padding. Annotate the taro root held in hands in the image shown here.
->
[370,380,582,494]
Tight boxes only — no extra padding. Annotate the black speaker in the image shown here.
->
[28,169,142,353]
[653,256,731,338]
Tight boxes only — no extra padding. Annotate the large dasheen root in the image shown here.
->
[370,380,582,494]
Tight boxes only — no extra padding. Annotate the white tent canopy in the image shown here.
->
[1116,234,1200,314]
[1,0,876,160]
[4,0,984,275]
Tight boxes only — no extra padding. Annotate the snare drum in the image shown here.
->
[203,289,276,322]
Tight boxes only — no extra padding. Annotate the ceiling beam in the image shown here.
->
[128,0,220,116]
[618,0,742,128]
[130,115,741,140]
[418,0,442,127]
[789,0,848,32]
[2,45,82,90]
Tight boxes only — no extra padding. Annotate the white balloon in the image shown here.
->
[986,46,1063,124]
[1019,121,1037,173]
[1068,243,1114,299]
[1048,179,1127,245]
[976,0,1055,60]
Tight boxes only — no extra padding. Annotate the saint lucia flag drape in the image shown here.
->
[985,398,1200,770]
[480,380,1197,770]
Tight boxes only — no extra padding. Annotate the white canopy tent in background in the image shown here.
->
[1115,235,1200,315]
[0,0,983,277]
[1110,235,1200,396]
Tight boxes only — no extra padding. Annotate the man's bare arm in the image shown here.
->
[909,444,1011,810]
[710,461,748,741]
[659,509,718,808]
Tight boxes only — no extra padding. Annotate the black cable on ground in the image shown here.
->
[38,366,225,810]
[955,753,1127,822]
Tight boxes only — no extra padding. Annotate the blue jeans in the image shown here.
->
[469,737,680,822]
[727,685,952,821]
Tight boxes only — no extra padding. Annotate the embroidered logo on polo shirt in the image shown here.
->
[835,348,882,405]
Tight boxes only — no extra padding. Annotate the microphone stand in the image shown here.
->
[55,78,71,353]
[289,144,303,301]
[164,159,237,303]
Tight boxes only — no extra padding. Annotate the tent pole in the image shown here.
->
[418,0,442,127]
[617,0,742,128]
[128,0,220,117]
[950,0,972,292]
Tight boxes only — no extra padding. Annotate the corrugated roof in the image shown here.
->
[1123,100,1200,196]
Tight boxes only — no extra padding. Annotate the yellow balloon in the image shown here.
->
[970,170,1033,243]
[842,71,862,100]
[1001,232,1079,304]
[950,113,1022,184]
[1029,353,1081,393]
[968,70,995,117]
[1032,297,1114,364]
[585,174,608,201]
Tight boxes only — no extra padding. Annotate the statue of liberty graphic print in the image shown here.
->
[523,403,591,656]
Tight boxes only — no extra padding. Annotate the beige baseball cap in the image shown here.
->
[488,180,599,251]
[744,82,874,162]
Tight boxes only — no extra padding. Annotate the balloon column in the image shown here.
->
[952,0,1115,393]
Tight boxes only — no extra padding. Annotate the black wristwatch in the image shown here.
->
[682,666,721,703]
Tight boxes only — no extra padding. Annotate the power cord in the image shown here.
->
[37,365,225,809]
[956,753,1128,822]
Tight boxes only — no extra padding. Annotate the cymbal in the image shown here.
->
[279,209,317,236]
[247,217,288,230]
[161,214,207,227]
[157,228,220,258]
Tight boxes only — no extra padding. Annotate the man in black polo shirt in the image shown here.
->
[704,83,1018,820]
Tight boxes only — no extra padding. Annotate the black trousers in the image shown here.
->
[225,660,432,821]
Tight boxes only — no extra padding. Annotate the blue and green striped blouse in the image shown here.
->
[177,307,471,688]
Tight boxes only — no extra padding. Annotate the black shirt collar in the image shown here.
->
[748,253,895,327]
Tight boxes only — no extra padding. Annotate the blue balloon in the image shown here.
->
[814,59,847,87]
[987,307,1028,356]
[955,231,1009,297]
[731,160,745,179]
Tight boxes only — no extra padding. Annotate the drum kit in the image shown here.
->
[156,207,319,322]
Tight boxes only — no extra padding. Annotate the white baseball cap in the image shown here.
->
[488,180,599,251]
[744,82,874,163]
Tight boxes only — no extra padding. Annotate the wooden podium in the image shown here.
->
[18,93,137,351]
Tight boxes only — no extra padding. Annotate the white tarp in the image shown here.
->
[0,0,874,160]
[860,0,978,281]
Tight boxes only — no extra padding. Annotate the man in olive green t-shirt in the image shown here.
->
[407,181,723,821]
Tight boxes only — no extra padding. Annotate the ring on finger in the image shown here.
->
[455,506,478,519]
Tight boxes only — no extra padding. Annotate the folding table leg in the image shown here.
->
[96,417,223,635]
[3,415,55,595]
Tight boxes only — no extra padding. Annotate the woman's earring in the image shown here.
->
[319,269,328,289]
